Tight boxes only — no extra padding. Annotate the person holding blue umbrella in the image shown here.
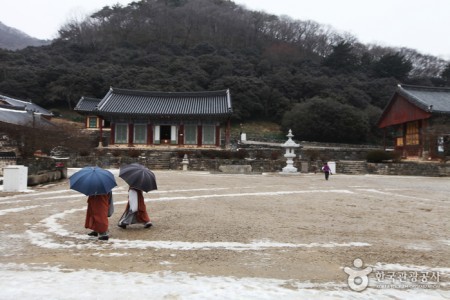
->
[84,193,111,240]
[69,166,117,241]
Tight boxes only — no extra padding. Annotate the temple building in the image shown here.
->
[378,84,450,159]
[75,87,233,148]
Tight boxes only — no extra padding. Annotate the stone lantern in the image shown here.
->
[181,154,189,171]
[280,129,301,174]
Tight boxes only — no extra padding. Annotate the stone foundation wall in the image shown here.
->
[171,157,288,173]
[367,161,450,177]
[8,147,450,179]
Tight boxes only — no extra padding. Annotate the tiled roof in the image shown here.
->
[94,87,233,118]
[397,84,450,114]
[0,107,55,128]
[74,97,102,113]
[0,93,53,116]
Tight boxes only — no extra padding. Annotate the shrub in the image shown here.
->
[366,150,393,163]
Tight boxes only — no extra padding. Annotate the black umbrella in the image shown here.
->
[119,163,157,192]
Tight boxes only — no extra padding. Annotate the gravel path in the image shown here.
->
[0,170,449,295]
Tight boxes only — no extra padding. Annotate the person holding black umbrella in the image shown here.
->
[118,188,152,229]
[117,163,157,229]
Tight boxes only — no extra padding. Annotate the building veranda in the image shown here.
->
[75,88,233,149]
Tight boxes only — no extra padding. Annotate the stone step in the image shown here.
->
[337,161,367,174]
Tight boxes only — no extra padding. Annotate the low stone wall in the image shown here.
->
[367,161,450,177]
[8,147,450,179]
[301,146,377,161]
[28,169,67,186]
[218,165,252,174]
[15,156,68,186]
[171,157,289,173]
[239,140,381,161]
[18,157,59,175]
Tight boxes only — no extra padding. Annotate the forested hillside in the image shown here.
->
[1,0,450,143]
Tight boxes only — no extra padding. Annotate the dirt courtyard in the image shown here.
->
[0,169,449,297]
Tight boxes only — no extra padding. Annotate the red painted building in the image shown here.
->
[378,84,450,159]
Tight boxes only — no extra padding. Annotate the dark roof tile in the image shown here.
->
[74,97,102,112]
[0,93,53,116]
[96,87,233,118]
[397,84,450,113]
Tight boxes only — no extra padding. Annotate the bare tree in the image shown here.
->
[0,120,96,159]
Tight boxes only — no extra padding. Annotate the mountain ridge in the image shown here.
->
[0,21,51,50]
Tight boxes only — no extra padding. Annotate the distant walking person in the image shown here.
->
[118,187,152,229]
[322,162,332,180]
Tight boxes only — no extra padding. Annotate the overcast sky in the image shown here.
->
[0,0,449,60]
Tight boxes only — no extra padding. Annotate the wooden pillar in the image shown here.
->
[225,118,231,148]
[197,124,202,147]
[423,119,429,158]
[99,117,103,147]
[128,123,134,147]
[215,124,220,147]
[110,123,115,145]
[178,124,184,146]
[147,123,153,145]
[402,124,407,158]
[419,120,423,158]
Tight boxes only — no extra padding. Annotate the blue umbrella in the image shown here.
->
[69,166,117,196]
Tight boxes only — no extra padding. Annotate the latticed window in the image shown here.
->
[184,125,197,144]
[202,125,215,145]
[134,124,147,144]
[88,117,97,128]
[115,124,128,144]
[405,121,419,145]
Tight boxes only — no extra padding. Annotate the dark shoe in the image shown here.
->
[118,223,127,229]
[98,235,109,241]
[144,222,153,228]
[88,231,98,237]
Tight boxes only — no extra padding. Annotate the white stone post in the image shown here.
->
[3,165,28,192]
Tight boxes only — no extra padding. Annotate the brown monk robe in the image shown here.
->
[85,194,110,240]
[118,188,152,229]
